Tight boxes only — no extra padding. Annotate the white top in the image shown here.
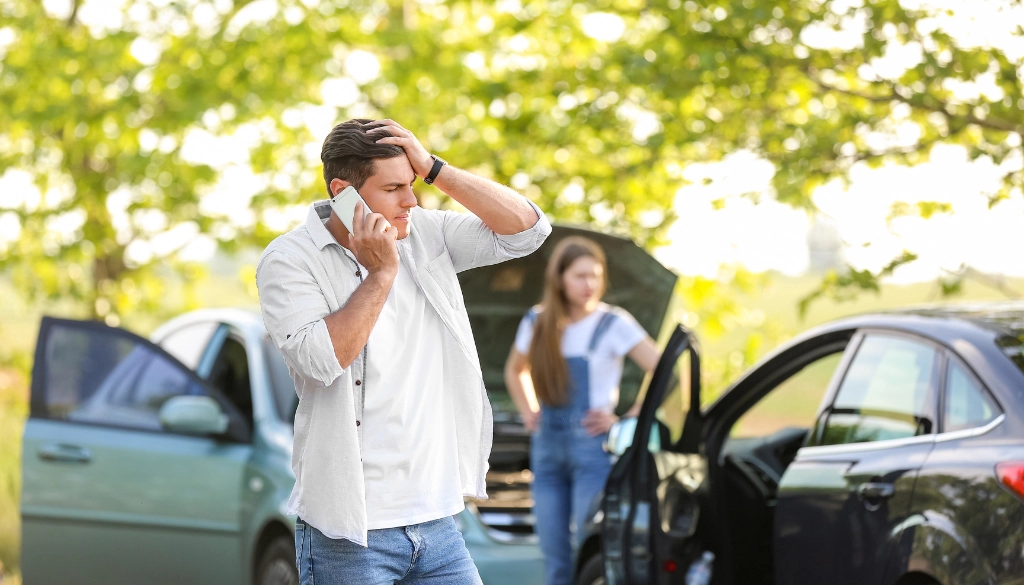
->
[359,257,465,529]
[255,200,551,545]
[514,303,647,412]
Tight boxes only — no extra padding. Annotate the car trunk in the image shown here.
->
[457,225,677,531]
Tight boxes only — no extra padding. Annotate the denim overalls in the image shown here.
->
[528,309,618,585]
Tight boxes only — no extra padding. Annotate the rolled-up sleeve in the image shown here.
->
[256,250,345,389]
[439,199,552,273]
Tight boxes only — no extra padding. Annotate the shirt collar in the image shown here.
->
[306,200,337,250]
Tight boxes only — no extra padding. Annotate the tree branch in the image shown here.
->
[805,67,1024,135]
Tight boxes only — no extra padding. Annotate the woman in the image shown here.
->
[504,236,660,585]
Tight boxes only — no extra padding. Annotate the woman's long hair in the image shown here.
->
[528,236,607,407]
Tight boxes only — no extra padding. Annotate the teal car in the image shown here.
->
[20,308,545,585]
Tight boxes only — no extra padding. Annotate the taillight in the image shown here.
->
[996,462,1024,500]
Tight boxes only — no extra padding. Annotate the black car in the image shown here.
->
[578,304,1024,585]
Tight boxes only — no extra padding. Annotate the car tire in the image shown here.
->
[576,554,606,585]
[256,536,298,585]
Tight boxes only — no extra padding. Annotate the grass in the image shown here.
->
[0,366,26,581]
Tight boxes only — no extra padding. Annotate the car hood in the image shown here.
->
[457,224,678,418]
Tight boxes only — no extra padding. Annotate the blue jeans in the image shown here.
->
[294,516,482,585]
[531,426,612,585]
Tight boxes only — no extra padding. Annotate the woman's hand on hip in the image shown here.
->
[581,409,619,437]
[521,409,540,432]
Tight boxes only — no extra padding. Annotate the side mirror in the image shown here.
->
[159,395,229,436]
[605,417,662,457]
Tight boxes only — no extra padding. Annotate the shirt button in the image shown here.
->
[355,270,362,277]
[356,420,361,426]
[355,380,361,386]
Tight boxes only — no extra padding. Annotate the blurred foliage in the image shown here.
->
[673,267,789,402]
[0,0,1021,321]
[798,249,919,316]
[0,359,27,578]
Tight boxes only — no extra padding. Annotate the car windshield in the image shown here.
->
[263,335,298,423]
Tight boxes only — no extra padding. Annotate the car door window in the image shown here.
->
[263,335,298,422]
[206,334,254,429]
[731,352,843,439]
[37,319,247,438]
[157,321,219,370]
[815,334,939,446]
[943,361,1001,432]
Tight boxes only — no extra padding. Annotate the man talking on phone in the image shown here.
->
[256,119,551,584]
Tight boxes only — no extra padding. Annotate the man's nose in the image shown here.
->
[401,188,418,208]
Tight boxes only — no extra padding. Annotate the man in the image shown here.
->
[256,118,551,584]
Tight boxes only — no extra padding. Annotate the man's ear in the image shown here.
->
[329,178,351,197]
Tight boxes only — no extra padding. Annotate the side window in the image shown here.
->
[206,334,254,429]
[39,321,209,431]
[731,352,844,439]
[263,335,298,423]
[648,347,695,451]
[943,361,1001,432]
[816,334,939,446]
[158,321,219,371]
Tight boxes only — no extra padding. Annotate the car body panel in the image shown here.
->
[22,317,253,585]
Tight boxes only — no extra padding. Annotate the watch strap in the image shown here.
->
[424,155,447,185]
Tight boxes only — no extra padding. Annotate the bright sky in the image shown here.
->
[1,0,1022,283]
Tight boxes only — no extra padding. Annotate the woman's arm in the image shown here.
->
[504,347,541,431]
[622,337,661,417]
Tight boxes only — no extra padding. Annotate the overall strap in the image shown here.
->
[588,310,618,353]
[525,307,538,325]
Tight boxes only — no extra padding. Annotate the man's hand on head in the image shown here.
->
[368,120,433,178]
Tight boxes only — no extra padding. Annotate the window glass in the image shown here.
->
[817,335,938,446]
[264,335,298,423]
[944,362,1000,432]
[40,321,222,433]
[207,335,254,428]
[640,347,694,452]
[731,352,843,439]
[158,321,219,371]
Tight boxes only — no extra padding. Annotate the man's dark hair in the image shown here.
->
[321,119,404,195]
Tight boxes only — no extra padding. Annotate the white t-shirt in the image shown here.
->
[514,303,648,413]
[358,257,464,530]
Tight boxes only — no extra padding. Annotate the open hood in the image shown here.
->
[458,224,678,417]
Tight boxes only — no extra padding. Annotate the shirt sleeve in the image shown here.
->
[434,199,552,273]
[606,309,649,358]
[513,311,537,355]
[256,250,345,390]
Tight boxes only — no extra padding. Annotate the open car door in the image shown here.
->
[602,325,706,585]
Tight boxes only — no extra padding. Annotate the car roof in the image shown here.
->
[149,307,266,344]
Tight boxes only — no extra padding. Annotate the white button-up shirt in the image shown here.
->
[256,198,551,545]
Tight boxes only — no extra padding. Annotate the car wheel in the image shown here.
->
[576,554,605,585]
[256,536,298,585]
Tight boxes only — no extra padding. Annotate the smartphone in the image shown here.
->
[330,186,372,234]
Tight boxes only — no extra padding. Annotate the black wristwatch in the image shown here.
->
[424,155,447,185]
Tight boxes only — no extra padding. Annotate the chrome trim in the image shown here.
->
[797,433,936,458]
[934,413,1006,443]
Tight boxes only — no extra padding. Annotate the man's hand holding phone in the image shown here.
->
[349,201,399,279]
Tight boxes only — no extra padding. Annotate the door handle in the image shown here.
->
[857,482,894,500]
[38,443,92,464]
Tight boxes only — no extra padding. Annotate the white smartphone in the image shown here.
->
[330,186,372,234]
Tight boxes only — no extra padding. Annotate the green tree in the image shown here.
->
[0,0,1020,323]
